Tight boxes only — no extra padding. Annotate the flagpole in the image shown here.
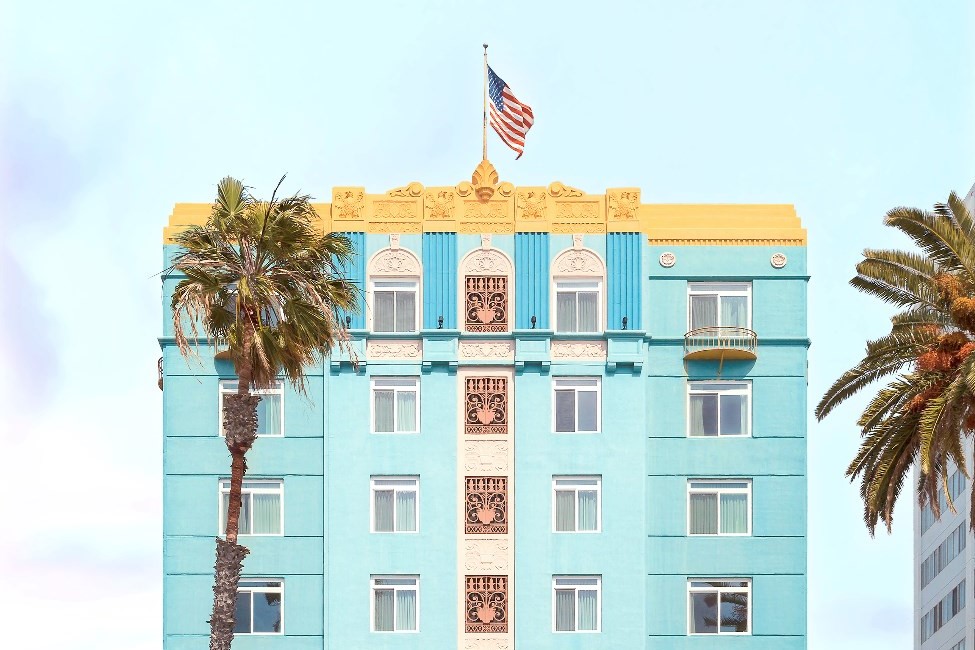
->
[482,43,488,161]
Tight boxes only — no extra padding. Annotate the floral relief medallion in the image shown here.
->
[465,576,508,633]
[465,276,508,333]
[465,377,508,435]
[465,476,508,534]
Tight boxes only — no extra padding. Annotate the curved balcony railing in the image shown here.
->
[157,357,164,390]
[684,326,757,361]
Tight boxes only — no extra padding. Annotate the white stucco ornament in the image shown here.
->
[771,253,787,269]
[659,252,676,268]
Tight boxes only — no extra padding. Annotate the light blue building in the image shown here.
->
[160,161,809,648]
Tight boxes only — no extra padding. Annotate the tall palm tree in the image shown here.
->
[817,192,975,536]
[169,176,359,649]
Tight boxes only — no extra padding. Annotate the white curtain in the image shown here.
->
[690,395,717,436]
[577,590,598,631]
[721,296,747,328]
[555,391,576,432]
[720,493,747,534]
[555,589,575,631]
[396,391,416,432]
[374,391,394,432]
[395,292,415,332]
[257,394,281,435]
[396,589,417,631]
[578,490,598,531]
[718,394,745,436]
[374,490,394,532]
[555,491,576,531]
[374,589,394,631]
[690,493,718,534]
[252,493,280,534]
[375,292,395,331]
[396,490,416,532]
[557,293,577,332]
[690,295,717,329]
[578,292,598,332]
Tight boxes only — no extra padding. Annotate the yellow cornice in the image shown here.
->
[164,160,806,246]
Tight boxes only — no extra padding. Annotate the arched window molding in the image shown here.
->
[551,244,606,333]
[367,244,422,333]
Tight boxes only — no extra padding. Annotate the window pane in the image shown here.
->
[396,490,416,532]
[374,391,394,432]
[374,490,394,532]
[396,391,417,432]
[555,589,576,631]
[690,394,718,436]
[690,295,718,329]
[720,493,748,534]
[719,394,745,435]
[577,390,598,432]
[557,293,577,332]
[395,291,416,332]
[233,591,252,633]
[253,591,282,633]
[238,493,251,535]
[374,589,394,631]
[720,592,748,632]
[555,491,576,531]
[689,494,718,534]
[374,292,395,331]
[578,490,598,531]
[721,296,748,328]
[690,592,718,633]
[578,590,598,631]
[396,589,417,631]
[578,292,599,332]
[555,390,576,432]
[256,393,282,435]
[251,493,281,534]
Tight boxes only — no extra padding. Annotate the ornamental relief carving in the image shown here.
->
[369,222,422,234]
[608,189,640,220]
[463,539,511,572]
[462,249,513,275]
[464,639,512,650]
[463,441,510,473]
[553,248,603,275]
[463,200,509,222]
[372,200,418,221]
[367,341,422,359]
[465,276,507,333]
[555,201,600,223]
[551,341,607,359]
[516,189,548,221]
[368,248,421,276]
[332,188,365,220]
[386,181,424,197]
[465,576,508,633]
[425,189,456,220]
[465,476,508,534]
[460,221,515,234]
[460,341,514,360]
[465,377,508,435]
[547,181,584,198]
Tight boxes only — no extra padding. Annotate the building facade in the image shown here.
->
[161,160,809,649]
[914,183,975,650]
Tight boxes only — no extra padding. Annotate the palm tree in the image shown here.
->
[168,176,359,649]
[817,192,975,536]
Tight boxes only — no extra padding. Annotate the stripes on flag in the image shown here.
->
[487,65,534,159]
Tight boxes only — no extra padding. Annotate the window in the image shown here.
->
[688,580,750,634]
[373,281,417,332]
[553,477,601,533]
[371,477,418,533]
[948,640,966,650]
[219,380,283,437]
[688,480,751,536]
[688,282,751,330]
[687,381,750,437]
[234,580,283,634]
[921,469,967,533]
[555,281,601,333]
[920,579,965,642]
[371,576,418,632]
[920,520,966,588]
[219,480,283,536]
[553,378,600,433]
[372,378,419,433]
[553,576,601,632]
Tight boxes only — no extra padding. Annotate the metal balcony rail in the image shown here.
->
[683,326,758,360]
[158,357,164,390]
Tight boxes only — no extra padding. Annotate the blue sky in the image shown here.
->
[1,1,973,648]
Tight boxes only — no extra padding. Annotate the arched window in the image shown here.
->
[551,245,606,334]
[459,247,514,333]
[368,245,422,333]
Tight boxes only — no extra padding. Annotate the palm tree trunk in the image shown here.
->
[209,390,260,650]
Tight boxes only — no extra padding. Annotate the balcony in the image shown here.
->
[684,326,757,362]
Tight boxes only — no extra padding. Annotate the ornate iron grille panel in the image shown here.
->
[465,476,508,534]
[465,276,508,332]
[465,575,508,633]
[465,377,508,435]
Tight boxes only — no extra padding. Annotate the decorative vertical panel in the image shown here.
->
[465,477,508,534]
[465,276,508,332]
[465,378,508,435]
[423,232,457,329]
[515,232,549,329]
[465,576,508,633]
[607,232,642,330]
[339,232,366,329]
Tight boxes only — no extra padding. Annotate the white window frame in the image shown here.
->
[370,575,420,633]
[552,476,602,533]
[687,579,751,635]
[554,280,603,333]
[686,480,752,536]
[235,579,284,635]
[552,575,602,633]
[370,279,419,333]
[686,381,751,437]
[219,380,284,437]
[552,377,601,433]
[218,479,284,536]
[370,476,419,533]
[370,377,420,434]
[687,282,752,331]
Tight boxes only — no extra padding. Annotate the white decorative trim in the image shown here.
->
[550,340,607,359]
[366,341,422,359]
[388,233,400,249]
[463,440,510,473]
[464,539,511,573]
[659,251,676,268]
[459,340,515,359]
[572,233,584,249]
[461,248,514,276]
[771,252,787,268]
[480,233,492,249]
[464,639,512,650]
[552,247,604,276]
[368,247,421,276]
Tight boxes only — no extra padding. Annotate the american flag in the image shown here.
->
[487,65,534,159]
